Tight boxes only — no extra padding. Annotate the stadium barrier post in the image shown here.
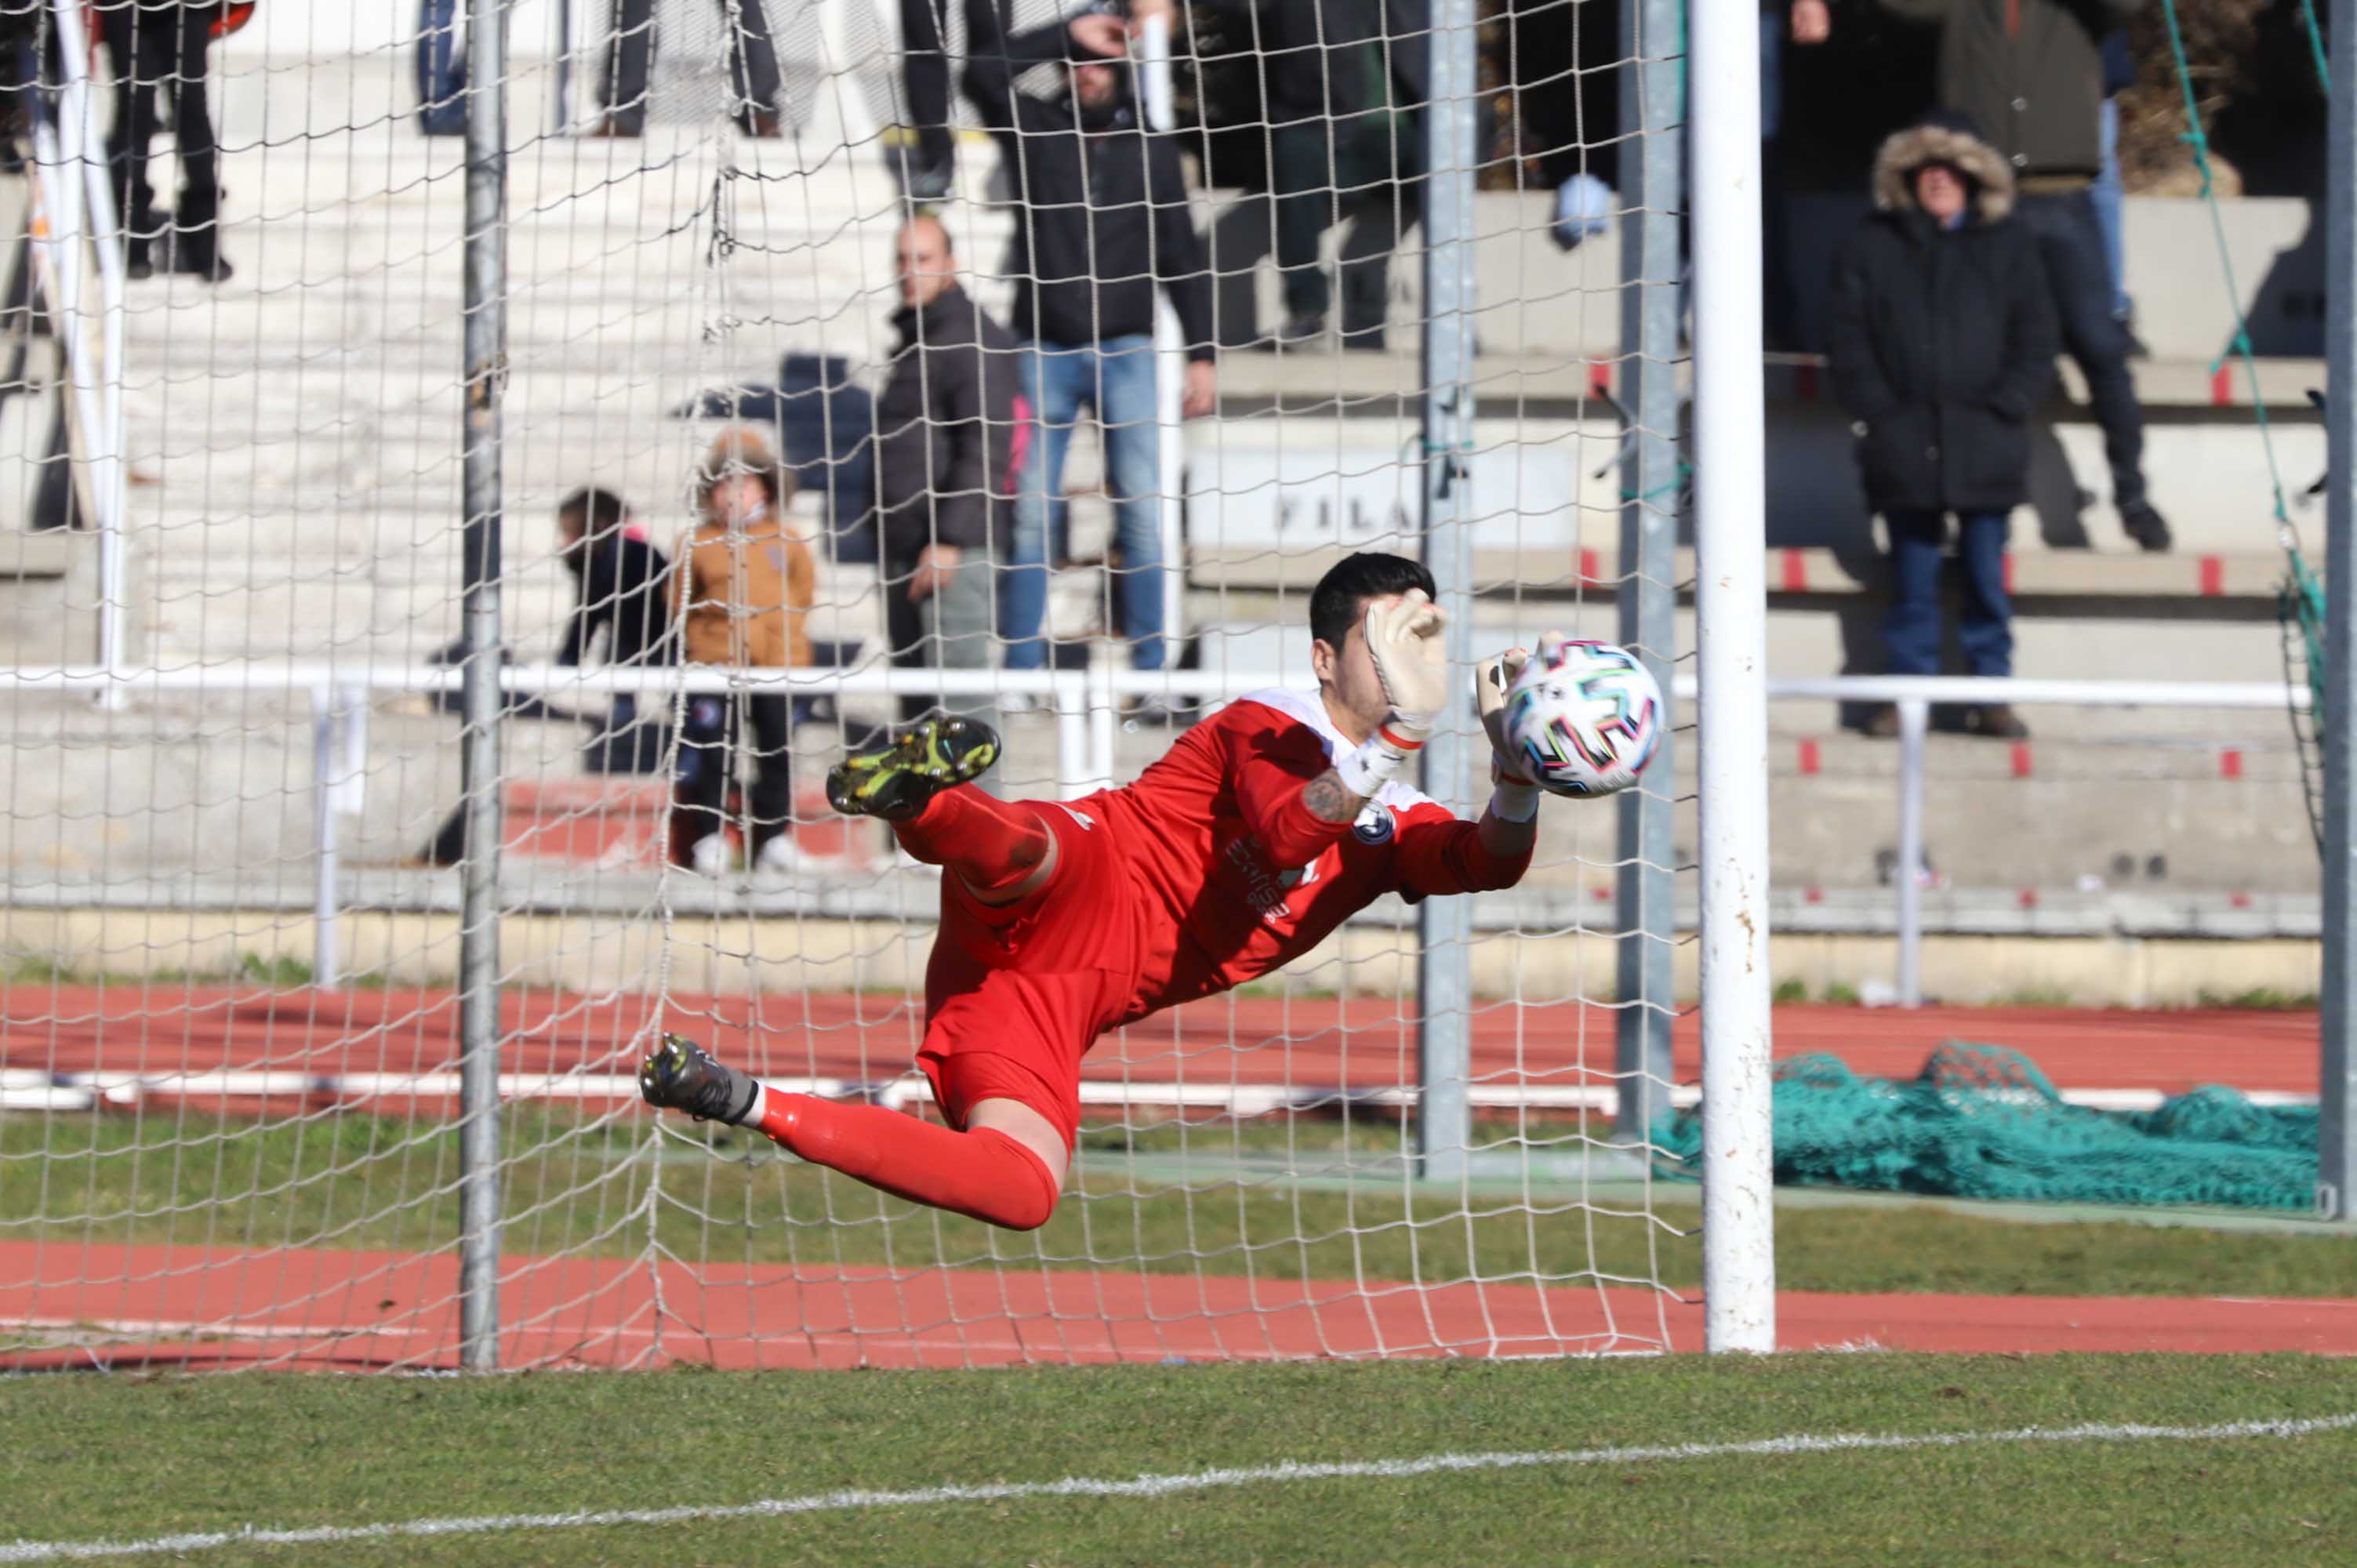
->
[35,0,128,678]
[1141,22,1186,687]
[1613,0,1685,1146]
[2320,0,2357,1223]
[1896,697,1927,1008]
[1690,0,1777,1348]
[457,0,512,1370]
[814,0,877,152]
[1139,14,1175,132]
[551,0,572,136]
[340,684,371,821]
[309,686,341,991]
[46,0,127,677]
[1054,674,1090,799]
[1089,661,1117,789]
[1415,0,1479,1183]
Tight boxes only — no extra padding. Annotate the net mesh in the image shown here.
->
[0,0,1692,1370]
[1656,1041,2316,1211]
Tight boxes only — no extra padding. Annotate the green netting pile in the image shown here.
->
[2285,552,2329,851]
[1653,1041,2317,1210]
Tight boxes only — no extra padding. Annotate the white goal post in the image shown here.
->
[0,0,1782,1369]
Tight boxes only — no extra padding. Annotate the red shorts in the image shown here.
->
[916,799,1139,1152]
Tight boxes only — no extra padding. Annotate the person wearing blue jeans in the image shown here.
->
[2090,31,2136,326]
[416,0,466,137]
[1827,114,2059,740]
[1883,509,2012,682]
[1003,336,1165,679]
[964,13,1218,708]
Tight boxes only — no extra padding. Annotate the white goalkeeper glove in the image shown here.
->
[1365,590,1448,739]
[1476,640,1544,823]
[1335,590,1450,799]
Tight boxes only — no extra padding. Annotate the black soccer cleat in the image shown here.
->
[824,715,1001,822]
[637,1032,761,1125]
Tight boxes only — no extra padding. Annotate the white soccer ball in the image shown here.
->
[1502,637,1665,799]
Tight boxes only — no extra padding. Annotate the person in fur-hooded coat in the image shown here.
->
[1828,113,2058,739]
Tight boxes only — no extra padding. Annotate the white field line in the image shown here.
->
[2,1413,2352,1564]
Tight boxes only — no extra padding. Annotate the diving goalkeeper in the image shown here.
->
[638,552,1545,1229]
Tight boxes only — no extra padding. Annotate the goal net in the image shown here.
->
[0,0,1709,1370]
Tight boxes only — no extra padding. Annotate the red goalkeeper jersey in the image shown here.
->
[1080,688,1531,1021]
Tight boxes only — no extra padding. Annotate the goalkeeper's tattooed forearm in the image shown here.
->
[1302,769,1364,825]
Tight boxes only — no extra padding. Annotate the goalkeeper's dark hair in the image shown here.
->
[1309,553,1437,650]
[557,485,630,536]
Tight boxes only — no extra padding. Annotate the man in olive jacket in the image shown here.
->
[1829,114,2059,740]
[1879,0,2167,553]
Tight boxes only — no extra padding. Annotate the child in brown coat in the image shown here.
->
[670,428,817,873]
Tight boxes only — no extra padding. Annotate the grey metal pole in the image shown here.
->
[310,688,341,991]
[458,0,510,1367]
[1415,0,1478,1183]
[1895,698,1927,1008]
[2320,0,2357,1222]
[551,0,572,137]
[1611,0,1683,1145]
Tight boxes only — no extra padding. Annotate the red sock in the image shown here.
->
[890,787,1051,898]
[756,1091,1061,1231]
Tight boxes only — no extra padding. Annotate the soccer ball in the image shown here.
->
[1502,638,1665,798]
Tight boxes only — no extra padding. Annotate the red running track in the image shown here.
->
[0,989,2321,1114]
[4,1241,2350,1372]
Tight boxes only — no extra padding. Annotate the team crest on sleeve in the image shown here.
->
[1352,803,1396,845]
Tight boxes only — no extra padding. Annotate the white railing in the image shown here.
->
[0,663,2312,993]
[1799,676,2309,1006]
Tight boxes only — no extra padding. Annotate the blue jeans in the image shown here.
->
[416,0,466,130]
[2092,96,2130,322]
[1001,336,1167,672]
[1884,510,2013,678]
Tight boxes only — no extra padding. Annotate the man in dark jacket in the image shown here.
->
[870,216,1024,724]
[556,486,675,775]
[966,9,1216,702]
[1258,0,1425,350]
[1828,114,2059,740]
[1879,0,2165,553]
[416,488,674,863]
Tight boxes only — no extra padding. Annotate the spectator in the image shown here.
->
[1828,114,2057,741]
[1255,0,1425,351]
[554,486,675,773]
[670,428,815,874]
[593,0,783,138]
[416,0,465,137]
[892,0,1007,199]
[1879,0,2167,553]
[410,489,672,866]
[2092,28,2136,337]
[964,9,1217,713]
[870,215,1024,726]
[102,0,233,281]
[1764,0,1829,349]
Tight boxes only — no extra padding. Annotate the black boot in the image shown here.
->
[2119,499,2172,554]
[164,230,233,283]
[1970,703,2031,740]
